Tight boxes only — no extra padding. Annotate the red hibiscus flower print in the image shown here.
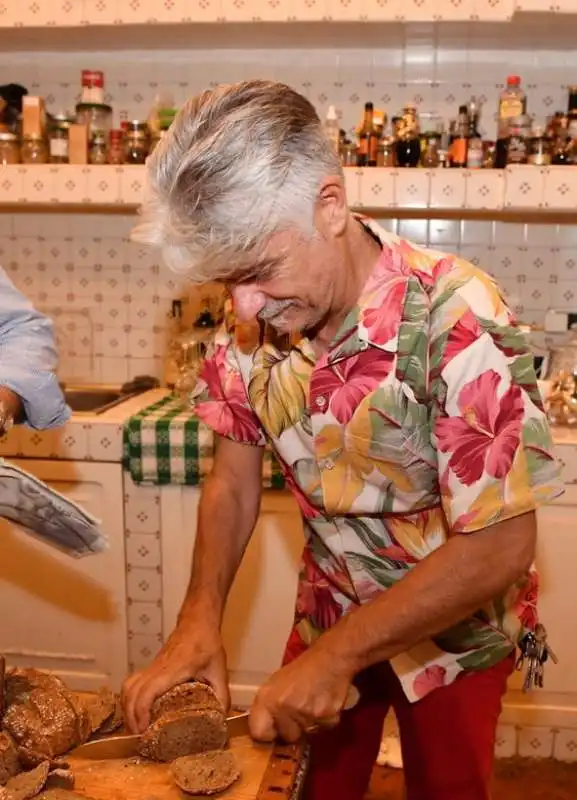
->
[515,571,540,631]
[440,309,483,371]
[295,549,344,631]
[310,349,394,425]
[195,346,263,444]
[435,369,524,487]
[361,278,408,347]
[412,665,448,699]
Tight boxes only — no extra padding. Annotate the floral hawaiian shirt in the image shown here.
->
[193,216,563,703]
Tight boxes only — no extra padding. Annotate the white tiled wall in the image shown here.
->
[1,210,575,384]
[2,44,577,382]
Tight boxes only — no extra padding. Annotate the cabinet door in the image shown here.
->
[160,487,304,705]
[0,459,128,691]
[502,501,577,728]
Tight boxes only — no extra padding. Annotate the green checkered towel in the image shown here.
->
[123,395,285,488]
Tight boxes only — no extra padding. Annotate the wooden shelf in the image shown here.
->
[2,165,577,216]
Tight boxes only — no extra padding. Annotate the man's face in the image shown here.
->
[228,227,339,335]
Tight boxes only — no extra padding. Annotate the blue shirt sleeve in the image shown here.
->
[0,268,70,429]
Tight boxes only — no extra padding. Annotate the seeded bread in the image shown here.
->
[170,749,240,795]
[138,707,228,763]
[149,682,221,723]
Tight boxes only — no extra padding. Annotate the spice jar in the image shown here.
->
[421,133,440,168]
[0,132,20,165]
[528,126,551,166]
[21,134,48,164]
[89,132,108,165]
[124,121,150,165]
[107,129,124,165]
[340,141,357,167]
[48,114,72,164]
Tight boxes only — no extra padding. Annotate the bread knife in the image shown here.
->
[70,685,360,760]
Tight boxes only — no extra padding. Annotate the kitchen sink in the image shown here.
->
[64,388,130,414]
[61,381,153,415]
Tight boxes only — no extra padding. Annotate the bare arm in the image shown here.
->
[319,512,536,677]
[179,435,265,628]
[122,436,264,731]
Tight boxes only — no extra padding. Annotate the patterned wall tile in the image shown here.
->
[517,725,555,759]
[126,565,163,603]
[554,728,577,762]
[494,724,518,758]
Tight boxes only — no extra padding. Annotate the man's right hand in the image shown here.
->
[121,622,229,734]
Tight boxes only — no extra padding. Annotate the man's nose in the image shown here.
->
[231,285,266,321]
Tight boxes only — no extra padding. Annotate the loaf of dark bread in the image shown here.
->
[149,682,221,722]
[138,681,227,763]
[0,733,20,785]
[170,749,240,796]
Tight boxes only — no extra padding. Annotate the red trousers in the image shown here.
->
[302,654,515,800]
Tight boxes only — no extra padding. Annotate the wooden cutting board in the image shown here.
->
[68,738,306,800]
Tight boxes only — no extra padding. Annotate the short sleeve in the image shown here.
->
[193,322,266,447]
[429,260,563,534]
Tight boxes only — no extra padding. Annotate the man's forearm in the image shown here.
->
[178,472,261,629]
[320,512,537,677]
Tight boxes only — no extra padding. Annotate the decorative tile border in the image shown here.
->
[5,166,577,214]
[0,0,523,27]
[123,474,164,672]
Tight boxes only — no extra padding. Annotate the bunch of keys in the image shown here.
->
[516,623,559,692]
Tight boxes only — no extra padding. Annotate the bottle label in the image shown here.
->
[358,138,369,156]
[499,98,523,119]
[451,137,467,165]
[507,136,528,164]
[466,140,484,168]
[49,138,68,158]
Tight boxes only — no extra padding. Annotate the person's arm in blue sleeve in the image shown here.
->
[0,267,70,430]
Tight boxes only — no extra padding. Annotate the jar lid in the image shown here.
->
[0,132,17,141]
[76,102,113,114]
[125,120,149,132]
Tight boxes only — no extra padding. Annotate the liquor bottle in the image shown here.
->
[495,75,526,168]
[451,105,468,168]
[394,104,421,168]
[324,105,340,154]
[357,102,378,167]
[466,98,484,169]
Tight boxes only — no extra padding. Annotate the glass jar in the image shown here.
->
[75,103,113,140]
[0,132,20,165]
[421,134,440,168]
[89,132,108,165]
[377,137,395,167]
[107,129,124,165]
[21,134,48,164]
[124,121,150,165]
[48,115,71,164]
[528,127,551,166]
[340,141,357,167]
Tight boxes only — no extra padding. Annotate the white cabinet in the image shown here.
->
[501,487,577,729]
[160,487,304,706]
[0,459,128,692]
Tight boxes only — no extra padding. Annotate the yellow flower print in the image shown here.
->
[248,345,314,439]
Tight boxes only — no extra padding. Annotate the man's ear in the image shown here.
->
[315,175,348,238]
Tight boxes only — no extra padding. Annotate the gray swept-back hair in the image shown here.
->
[131,79,343,284]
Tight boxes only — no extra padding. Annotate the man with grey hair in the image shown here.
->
[122,80,561,799]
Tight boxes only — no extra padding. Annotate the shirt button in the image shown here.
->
[323,458,335,470]
[315,395,327,409]
[358,340,368,351]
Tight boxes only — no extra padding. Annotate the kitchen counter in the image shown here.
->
[1,384,577,472]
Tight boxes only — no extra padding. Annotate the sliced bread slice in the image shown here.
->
[170,749,240,796]
[138,708,227,762]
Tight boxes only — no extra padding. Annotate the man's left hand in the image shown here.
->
[0,387,22,434]
[249,643,354,743]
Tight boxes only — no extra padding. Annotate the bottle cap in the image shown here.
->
[326,105,338,121]
[507,75,521,86]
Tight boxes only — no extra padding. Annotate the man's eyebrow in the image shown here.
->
[228,258,280,285]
